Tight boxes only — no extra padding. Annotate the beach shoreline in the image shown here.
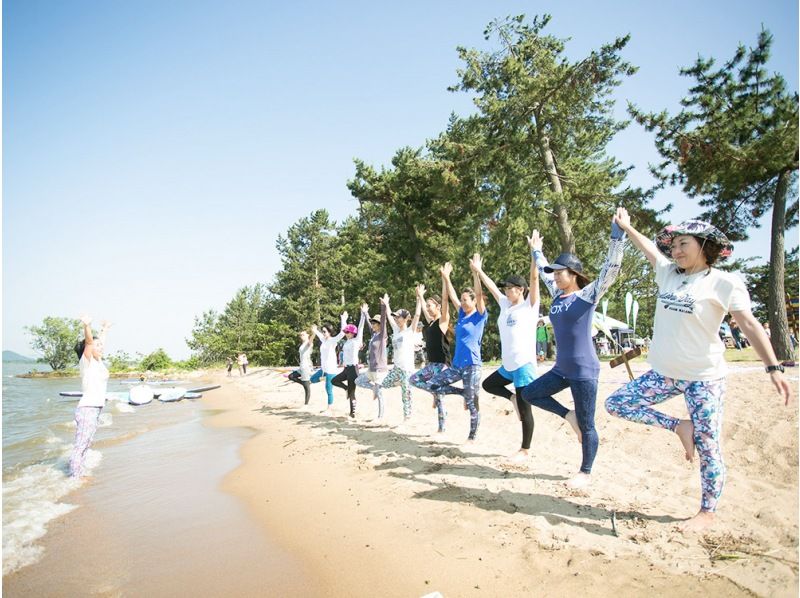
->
[203,362,799,597]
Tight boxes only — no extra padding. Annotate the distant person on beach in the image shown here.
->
[473,245,539,463]
[605,216,791,532]
[427,259,487,442]
[536,319,549,362]
[380,297,422,422]
[287,331,315,405]
[332,307,367,418]
[237,353,248,375]
[226,357,234,377]
[520,208,627,489]
[312,313,347,414]
[355,298,390,421]
[69,316,111,478]
[409,284,451,434]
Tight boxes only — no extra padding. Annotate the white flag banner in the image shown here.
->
[625,292,633,328]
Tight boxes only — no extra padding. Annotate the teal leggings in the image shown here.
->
[310,369,337,405]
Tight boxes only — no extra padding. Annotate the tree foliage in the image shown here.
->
[630,29,798,359]
[26,317,82,371]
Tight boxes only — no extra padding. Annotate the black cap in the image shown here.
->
[543,253,584,274]
[391,308,411,319]
[497,275,528,289]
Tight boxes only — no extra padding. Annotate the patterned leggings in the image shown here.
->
[410,363,448,432]
[381,366,414,419]
[429,365,481,440]
[69,406,102,478]
[356,371,387,419]
[605,369,726,512]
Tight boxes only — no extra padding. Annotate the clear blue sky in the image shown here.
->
[4,0,798,359]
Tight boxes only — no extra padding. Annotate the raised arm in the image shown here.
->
[613,207,660,268]
[470,254,502,304]
[384,297,400,334]
[416,284,433,324]
[440,263,452,331]
[311,324,324,343]
[357,304,368,343]
[526,235,540,307]
[331,312,347,342]
[529,230,559,298]
[411,290,422,332]
[443,263,460,312]
[579,211,627,305]
[469,253,486,314]
[80,315,94,359]
[98,320,111,346]
[378,294,389,342]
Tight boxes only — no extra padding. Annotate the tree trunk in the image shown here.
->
[537,133,576,254]
[767,169,795,362]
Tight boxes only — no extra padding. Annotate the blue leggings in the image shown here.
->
[520,369,599,474]
[311,369,336,405]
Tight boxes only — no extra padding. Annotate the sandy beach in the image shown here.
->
[205,360,798,597]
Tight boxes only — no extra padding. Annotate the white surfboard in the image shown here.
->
[129,385,154,405]
[155,387,187,402]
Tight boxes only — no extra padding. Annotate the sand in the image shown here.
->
[204,361,799,597]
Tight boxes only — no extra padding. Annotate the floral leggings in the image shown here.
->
[428,365,481,440]
[69,406,102,478]
[605,369,726,512]
[410,363,448,432]
[381,366,414,419]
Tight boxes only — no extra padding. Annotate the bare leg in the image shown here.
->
[564,410,582,444]
[675,419,695,462]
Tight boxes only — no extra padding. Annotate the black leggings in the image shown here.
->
[482,370,534,450]
[332,365,358,416]
[288,371,312,405]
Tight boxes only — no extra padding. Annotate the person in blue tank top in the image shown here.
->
[428,259,488,441]
[520,208,627,488]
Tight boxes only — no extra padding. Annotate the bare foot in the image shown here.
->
[677,511,715,533]
[320,407,334,415]
[564,410,582,444]
[675,420,695,462]
[566,472,591,489]
[508,449,529,464]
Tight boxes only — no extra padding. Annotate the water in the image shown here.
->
[2,360,206,575]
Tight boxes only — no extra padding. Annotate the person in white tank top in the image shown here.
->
[69,316,111,478]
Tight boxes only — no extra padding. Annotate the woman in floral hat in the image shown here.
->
[605,215,791,532]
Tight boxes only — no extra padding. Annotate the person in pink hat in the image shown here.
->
[332,306,367,418]
[606,213,791,532]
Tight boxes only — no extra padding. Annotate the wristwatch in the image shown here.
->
[765,364,785,374]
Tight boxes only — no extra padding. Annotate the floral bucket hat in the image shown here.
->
[655,219,734,260]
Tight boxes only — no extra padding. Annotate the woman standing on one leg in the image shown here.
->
[332,306,367,419]
[409,284,451,433]
[69,316,111,478]
[605,215,791,532]
[520,208,627,488]
[311,312,347,414]
[287,331,315,406]
[381,297,421,422]
[429,259,488,442]
[473,246,539,463]
[356,298,390,421]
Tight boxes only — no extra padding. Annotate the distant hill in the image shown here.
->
[3,351,35,362]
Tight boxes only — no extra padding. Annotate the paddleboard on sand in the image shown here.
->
[183,392,202,399]
[155,387,187,402]
[129,385,154,405]
[187,385,221,394]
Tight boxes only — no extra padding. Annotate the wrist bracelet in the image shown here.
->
[766,364,785,374]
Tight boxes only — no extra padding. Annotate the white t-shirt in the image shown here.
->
[391,328,416,371]
[497,296,539,371]
[342,338,361,366]
[648,254,751,381]
[78,355,110,408]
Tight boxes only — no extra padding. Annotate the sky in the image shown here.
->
[4,0,798,359]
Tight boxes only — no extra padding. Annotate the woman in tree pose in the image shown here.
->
[287,330,315,406]
[356,297,390,421]
[605,215,791,532]
[520,208,627,488]
[473,246,539,463]
[70,316,111,478]
[332,306,367,419]
[380,296,422,422]
[409,283,451,433]
[311,312,347,414]
[428,259,488,442]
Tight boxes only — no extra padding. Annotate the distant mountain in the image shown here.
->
[3,351,35,362]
